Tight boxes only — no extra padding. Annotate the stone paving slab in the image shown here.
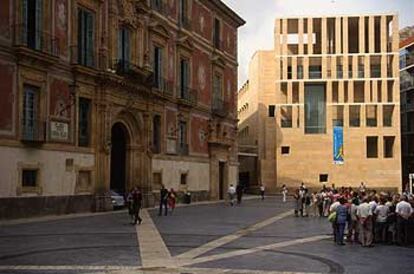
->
[149,198,293,257]
[0,212,140,267]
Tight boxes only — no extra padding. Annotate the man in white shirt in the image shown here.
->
[374,200,389,243]
[356,197,373,247]
[228,184,236,206]
[395,196,413,245]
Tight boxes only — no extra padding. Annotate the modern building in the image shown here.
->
[0,0,244,219]
[238,14,401,192]
[400,35,414,190]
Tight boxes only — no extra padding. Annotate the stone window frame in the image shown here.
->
[75,166,94,194]
[17,162,43,196]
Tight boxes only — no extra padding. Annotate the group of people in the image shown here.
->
[293,182,414,246]
[227,184,266,206]
[126,185,177,225]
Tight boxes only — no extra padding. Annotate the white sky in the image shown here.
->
[222,0,414,88]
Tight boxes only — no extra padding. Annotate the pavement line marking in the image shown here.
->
[181,267,322,274]
[175,209,292,260]
[0,265,320,274]
[178,235,331,267]
[137,209,177,268]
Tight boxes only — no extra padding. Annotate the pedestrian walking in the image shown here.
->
[131,187,143,225]
[260,184,265,200]
[282,185,288,203]
[294,189,303,217]
[228,184,236,206]
[159,185,169,216]
[168,188,177,215]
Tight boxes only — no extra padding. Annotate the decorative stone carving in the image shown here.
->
[118,0,137,27]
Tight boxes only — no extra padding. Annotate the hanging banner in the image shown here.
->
[333,126,344,165]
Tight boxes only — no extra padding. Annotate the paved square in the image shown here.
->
[0,197,413,273]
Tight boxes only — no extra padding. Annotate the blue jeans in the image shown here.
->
[336,223,346,244]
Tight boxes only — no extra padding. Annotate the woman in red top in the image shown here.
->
[168,188,177,215]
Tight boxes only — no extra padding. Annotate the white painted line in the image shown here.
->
[179,235,331,266]
[176,210,292,260]
[137,209,177,268]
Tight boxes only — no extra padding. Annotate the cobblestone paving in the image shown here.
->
[0,197,413,274]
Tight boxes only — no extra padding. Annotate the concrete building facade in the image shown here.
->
[400,35,414,190]
[0,0,244,219]
[238,14,401,192]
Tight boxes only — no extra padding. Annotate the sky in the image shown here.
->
[222,0,414,88]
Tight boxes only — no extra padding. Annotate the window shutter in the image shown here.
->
[184,61,189,96]
[22,0,28,43]
[77,9,84,64]
[35,0,43,50]
[86,12,94,67]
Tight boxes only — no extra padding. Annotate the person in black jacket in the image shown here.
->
[159,185,169,216]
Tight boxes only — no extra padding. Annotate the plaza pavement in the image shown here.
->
[0,197,413,274]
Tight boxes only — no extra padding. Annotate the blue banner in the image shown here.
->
[333,127,344,165]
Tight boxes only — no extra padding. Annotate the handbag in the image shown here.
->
[328,211,337,223]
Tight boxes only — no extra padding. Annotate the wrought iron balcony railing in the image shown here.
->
[179,15,192,31]
[177,86,197,105]
[150,0,169,17]
[20,118,46,143]
[151,76,174,97]
[176,143,189,156]
[212,97,229,117]
[14,24,59,57]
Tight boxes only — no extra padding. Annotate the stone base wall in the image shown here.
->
[0,195,94,220]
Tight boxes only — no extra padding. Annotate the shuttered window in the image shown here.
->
[78,8,95,67]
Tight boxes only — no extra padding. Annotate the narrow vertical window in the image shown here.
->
[22,85,40,141]
[117,27,130,71]
[78,98,91,147]
[78,8,95,67]
[152,115,161,154]
[384,136,395,158]
[305,84,326,134]
[366,136,378,158]
[180,59,189,98]
[214,18,221,49]
[22,0,43,50]
[153,46,163,90]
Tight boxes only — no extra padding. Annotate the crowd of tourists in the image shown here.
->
[293,182,414,246]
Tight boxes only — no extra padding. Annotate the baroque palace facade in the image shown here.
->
[0,0,244,218]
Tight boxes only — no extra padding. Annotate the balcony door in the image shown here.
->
[22,85,39,140]
[117,27,130,71]
[22,0,43,50]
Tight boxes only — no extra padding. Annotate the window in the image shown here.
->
[332,105,344,127]
[22,169,38,187]
[214,18,221,49]
[22,0,43,50]
[152,115,161,154]
[281,106,292,128]
[337,65,343,79]
[366,136,378,158]
[179,0,188,27]
[22,85,40,141]
[349,105,361,127]
[78,98,91,147]
[78,8,95,67]
[297,65,304,79]
[384,136,395,158]
[180,58,190,98]
[309,66,322,79]
[180,173,187,185]
[268,105,275,117]
[305,84,326,134]
[117,27,130,70]
[366,105,377,127]
[281,146,290,155]
[153,46,163,89]
[319,174,328,183]
[383,105,394,127]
